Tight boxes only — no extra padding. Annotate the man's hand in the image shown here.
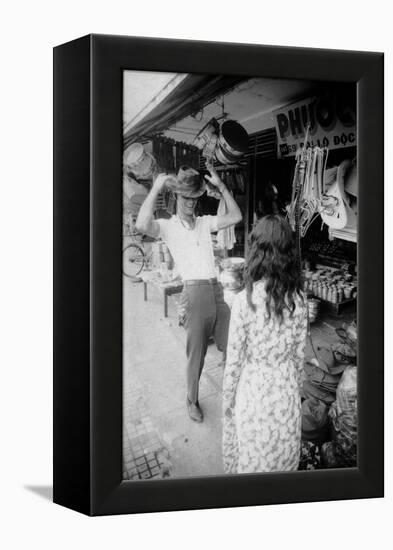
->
[204,161,225,192]
[152,173,170,193]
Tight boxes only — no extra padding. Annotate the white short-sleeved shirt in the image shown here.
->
[156,215,218,281]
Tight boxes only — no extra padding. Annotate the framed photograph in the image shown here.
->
[53,34,383,516]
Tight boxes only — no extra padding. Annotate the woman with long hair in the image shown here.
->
[222,214,307,473]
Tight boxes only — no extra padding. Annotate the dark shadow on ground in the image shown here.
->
[24,485,53,501]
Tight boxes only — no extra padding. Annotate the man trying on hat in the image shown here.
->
[136,163,242,423]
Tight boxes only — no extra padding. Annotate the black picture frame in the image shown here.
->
[53,34,384,516]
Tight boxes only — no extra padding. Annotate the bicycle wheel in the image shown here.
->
[123,243,145,277]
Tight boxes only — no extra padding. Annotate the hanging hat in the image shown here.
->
[164,166,206,198]
[320,159,357,230]
[124,143,157,180]
[215,120,249,165]
[344,159,358,198]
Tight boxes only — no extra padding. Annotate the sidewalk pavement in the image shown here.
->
[123,277,225,480]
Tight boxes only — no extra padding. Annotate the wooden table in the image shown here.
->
[141,273,183,317]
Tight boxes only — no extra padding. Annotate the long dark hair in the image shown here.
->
[244,215,303,320]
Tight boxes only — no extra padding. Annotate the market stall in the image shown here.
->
[123,74,358,469]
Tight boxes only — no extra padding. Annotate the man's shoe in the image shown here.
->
[186,396,203,423]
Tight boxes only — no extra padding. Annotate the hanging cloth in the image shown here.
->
[216,193,236,250]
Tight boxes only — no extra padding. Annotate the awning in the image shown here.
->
[124,74,246,148]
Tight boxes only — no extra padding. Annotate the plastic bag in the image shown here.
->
[301,398,330,442]
[322,366,357,467]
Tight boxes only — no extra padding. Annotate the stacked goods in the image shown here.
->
[303,267,357,305]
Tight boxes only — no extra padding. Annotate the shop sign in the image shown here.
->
[274,94,356,157]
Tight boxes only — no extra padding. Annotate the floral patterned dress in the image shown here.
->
[222,282,307,474]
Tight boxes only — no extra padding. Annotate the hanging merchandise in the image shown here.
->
[152,136,200,173]
[286,127,311,263]
[319,159,357,230]
[300,147,328,235]
[152,136,175,173]
[235,170,246,193]
[287,133,329,242]
[288,152,358,247]
[216,191,236,250]
[194,118,249,166]
[124,142,157,180]
[215,120,249,165]
[344,159,358,201]
[175,141,200,170]
[193,118,219,161]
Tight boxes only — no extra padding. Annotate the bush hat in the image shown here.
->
[165,166,206,198]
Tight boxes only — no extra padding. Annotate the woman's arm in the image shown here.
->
[222,292,248,474]
[222,292,247,417]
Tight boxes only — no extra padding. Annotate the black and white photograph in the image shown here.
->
[1,0,389,541]
[122,71,358,480]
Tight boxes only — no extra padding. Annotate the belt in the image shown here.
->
[184,278,218,286]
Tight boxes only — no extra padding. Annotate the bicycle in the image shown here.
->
[122,190,171,278]
[123,215,153,278]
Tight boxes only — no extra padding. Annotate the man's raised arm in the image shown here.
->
[135,174,168,238]
[204,162,242,230]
